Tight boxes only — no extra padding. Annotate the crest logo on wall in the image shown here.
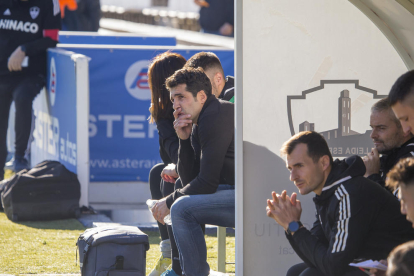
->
[287,80,385,157]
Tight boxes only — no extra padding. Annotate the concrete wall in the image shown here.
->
[236,0,408,274]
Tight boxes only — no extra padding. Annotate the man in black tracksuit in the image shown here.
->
[0,0,60,178]
[267,131,414,276]
[363,97,414,190]
[151,67,234,276]
[185,51,234,103]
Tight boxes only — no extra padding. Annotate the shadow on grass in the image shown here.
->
[0,210,86,231]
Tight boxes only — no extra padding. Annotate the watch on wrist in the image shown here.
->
[286,221,303,235]
[20,45,26,53]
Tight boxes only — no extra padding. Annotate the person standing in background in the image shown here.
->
[0,0,61,179]
[61,0,100,31]
[194,0,234,37]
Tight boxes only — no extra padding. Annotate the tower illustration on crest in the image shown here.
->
[299,89,363,141]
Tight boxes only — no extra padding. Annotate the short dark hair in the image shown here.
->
[165,67,212,98]
[386,157,414,191]
[387,241,414,276]
[389,70,414,106]
[280,131,333,164]
[371,97,402,127]
[184,52,224,76]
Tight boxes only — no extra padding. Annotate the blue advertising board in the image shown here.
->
[32,50,78,174]
[60,45,234,182]
[58,32,176,46]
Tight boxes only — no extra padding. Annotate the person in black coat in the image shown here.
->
[151,67,235,276]
[267,131,414,276]
[0,0,61,177]
[363,97,414,191]
[147,52,186,276]
[194,0,234,36]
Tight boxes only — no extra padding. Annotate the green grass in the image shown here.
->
[0,211,235,275]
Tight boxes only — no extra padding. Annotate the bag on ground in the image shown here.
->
[1,160,80,221]
[77,225,150,276]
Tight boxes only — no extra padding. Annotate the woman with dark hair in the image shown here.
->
[147,52,186,276]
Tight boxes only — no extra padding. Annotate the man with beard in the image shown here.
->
[363,97,414,189]
[266,131,414,276]
[151,67,234,276]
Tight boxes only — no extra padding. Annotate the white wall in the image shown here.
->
[236,0,408,274]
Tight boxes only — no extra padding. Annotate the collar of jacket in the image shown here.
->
[314,155,365,203]
[196,94,217,125]
[218,76,235,99]
[382,136,414,159]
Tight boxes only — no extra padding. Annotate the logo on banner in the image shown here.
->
[49,57,57,106]
[3,9,11,16]
[30,7,40,19]
[124,60,151,101]
[287,80,385,157]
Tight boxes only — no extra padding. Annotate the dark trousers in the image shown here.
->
[287,263,367,276]
[149,163,170,241]
[0,75,44,179]
[149,163,184,274]
[149,163,205,275]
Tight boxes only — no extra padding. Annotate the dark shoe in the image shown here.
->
[14,157,30,173]
[5,156,30,173]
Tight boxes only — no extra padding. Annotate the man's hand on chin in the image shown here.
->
[173,107,192,140]
[363,148,380,177]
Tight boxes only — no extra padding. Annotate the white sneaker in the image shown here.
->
[209,270,228,276]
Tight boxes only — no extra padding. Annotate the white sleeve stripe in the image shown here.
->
[337,190,348,252]
[410,151,414,156]
[332,190,342,253]
[332,185,351,253]
[339,185,351,252]
[337,188,346,252]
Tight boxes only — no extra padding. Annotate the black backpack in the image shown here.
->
[1,160,81,221]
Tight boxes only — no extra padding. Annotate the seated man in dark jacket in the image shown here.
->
[151,67,234,276]
[185,51,234,102]
[266,131,414,276]
[364,97,414,190]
